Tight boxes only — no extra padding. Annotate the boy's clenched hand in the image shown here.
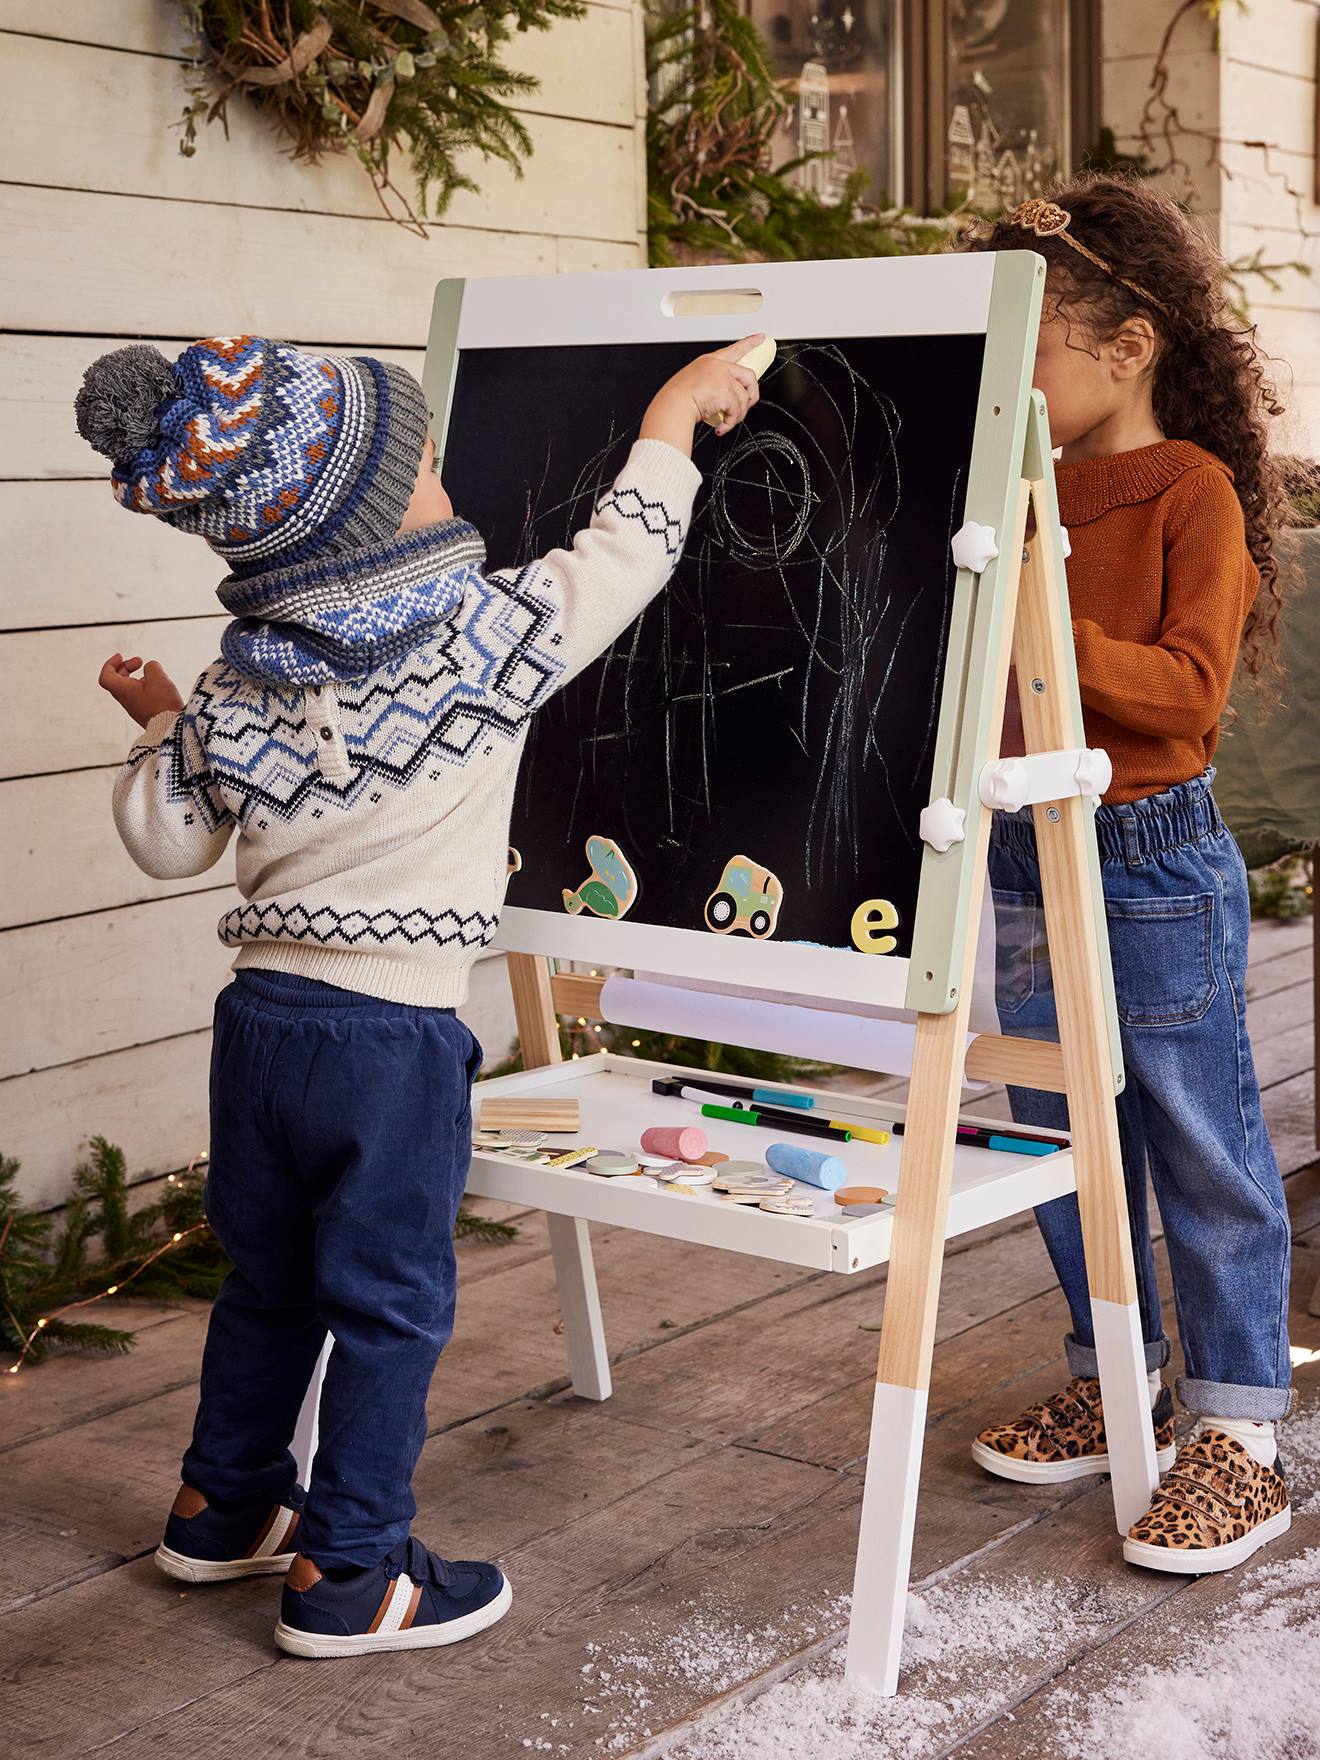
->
[639,335,764,456]
[99,653,185,729]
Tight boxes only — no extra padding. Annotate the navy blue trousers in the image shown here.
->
[182,969,481,1568]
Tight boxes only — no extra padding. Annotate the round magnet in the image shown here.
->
[696,1151,729,1166]
[587,1153,639,1175]
[718,1160,767,1177]
[636,1152,681,1169]
[601,1173,658,1189]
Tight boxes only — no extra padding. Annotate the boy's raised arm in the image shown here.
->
[484,337,763,698]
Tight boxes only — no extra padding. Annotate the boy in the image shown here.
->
[79,330,760,1657]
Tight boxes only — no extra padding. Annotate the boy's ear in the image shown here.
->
[1109,317,1157,379]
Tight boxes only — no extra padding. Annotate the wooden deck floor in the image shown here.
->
[3,917,1316,1759]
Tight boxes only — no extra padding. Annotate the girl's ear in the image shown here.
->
[1109,316,1158,380]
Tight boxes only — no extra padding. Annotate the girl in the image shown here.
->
[964,177,1295,1573]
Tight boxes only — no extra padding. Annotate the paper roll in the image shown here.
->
[600,976,974,1078]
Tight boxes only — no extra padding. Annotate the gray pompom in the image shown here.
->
[75,344,182,464]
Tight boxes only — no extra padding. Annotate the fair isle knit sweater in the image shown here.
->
[112,439,701,1006]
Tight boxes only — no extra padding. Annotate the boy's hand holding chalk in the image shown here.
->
[639,333,775,454]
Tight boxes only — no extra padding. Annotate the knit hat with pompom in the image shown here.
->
[75,336,429,578]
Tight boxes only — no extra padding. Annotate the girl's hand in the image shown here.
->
[98,653,185,729]
[639,335,764,456]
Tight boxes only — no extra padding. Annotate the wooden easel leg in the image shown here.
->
[505,950,613,1400]
[1015,483,1158,1533]
[846,1005,975,1694]
[848,479,1027,1694]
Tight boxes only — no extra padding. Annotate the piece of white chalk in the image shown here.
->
[738,336,777,379]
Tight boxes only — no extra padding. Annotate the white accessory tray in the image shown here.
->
[469,1052,1073,1275]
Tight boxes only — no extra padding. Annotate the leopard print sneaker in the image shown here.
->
[972,1376,1177,1484]
[1122,1428,1291,1573]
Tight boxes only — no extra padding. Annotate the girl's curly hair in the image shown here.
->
[956,173,1291,699]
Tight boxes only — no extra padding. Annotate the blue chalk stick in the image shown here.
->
[766,1141,846,1191]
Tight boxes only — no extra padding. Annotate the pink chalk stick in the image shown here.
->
[641,1125,708,1164]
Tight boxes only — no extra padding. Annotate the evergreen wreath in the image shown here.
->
[171,0,585,234]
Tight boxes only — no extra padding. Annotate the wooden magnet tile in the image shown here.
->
[562,835,639,920]
[479,1098,580,1132]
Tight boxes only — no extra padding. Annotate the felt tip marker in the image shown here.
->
[697,1102,853,1143]
[662,1082,853,1141]
[888,1121,1065,1156]
[650,1076,815,1110]
[658,1080,886,1146]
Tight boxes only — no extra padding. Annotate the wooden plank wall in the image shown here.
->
[1218,1,1320,454]
[0,0,648,1206]
[1101,0,1320,453]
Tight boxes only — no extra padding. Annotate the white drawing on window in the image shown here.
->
[798,58,831,197]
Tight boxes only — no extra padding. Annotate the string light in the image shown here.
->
[5,1151,211,1377]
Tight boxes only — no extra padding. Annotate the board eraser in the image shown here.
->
[737,336,777,379]
[641,1124,707,1163]
[766,1141,846,1191]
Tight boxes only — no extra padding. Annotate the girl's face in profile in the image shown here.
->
[1031,281,1158,451]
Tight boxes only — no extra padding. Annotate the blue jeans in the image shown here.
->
[182,969,482,1568]
[988,771,1291,1422]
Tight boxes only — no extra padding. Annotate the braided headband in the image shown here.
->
[1005,199,1173,320]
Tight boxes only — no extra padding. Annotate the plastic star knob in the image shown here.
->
[950,520,1000,574]
[1060,525,1072,559]
[919,797,967,853]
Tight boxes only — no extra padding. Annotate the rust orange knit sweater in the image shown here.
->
[1055,439,1259,804]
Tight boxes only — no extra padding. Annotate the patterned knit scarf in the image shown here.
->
[216,518,487,684]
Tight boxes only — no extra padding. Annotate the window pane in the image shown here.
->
[749,1,896,206]
[946,0,1070,210]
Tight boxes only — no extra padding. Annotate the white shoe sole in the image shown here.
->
[971,1439,1178,1484]
[1123,1505,1291,1574]
[155,1543,297,1583]
[274,1575,513,1658]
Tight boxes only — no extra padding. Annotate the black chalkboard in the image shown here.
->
[444,335,984,959]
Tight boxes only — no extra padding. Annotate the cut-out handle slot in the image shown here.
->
[661,288,764,318]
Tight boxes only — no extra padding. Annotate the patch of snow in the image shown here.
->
[1046,1546,1320,1760]
[661,1569,1148,1760]
[512,1385,1320,1757]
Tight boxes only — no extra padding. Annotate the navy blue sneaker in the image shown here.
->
[275,1536,512,1658]
[155,1482,305,1583]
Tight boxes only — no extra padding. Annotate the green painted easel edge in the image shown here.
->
[904,249,1043,1018]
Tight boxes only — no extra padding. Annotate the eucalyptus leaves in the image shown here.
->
[173,0,585,233]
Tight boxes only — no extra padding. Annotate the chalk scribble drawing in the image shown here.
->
[447,335,977,952]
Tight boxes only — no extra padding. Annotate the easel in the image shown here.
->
[288,254,1160,1695]
[488,384,1158,1695]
